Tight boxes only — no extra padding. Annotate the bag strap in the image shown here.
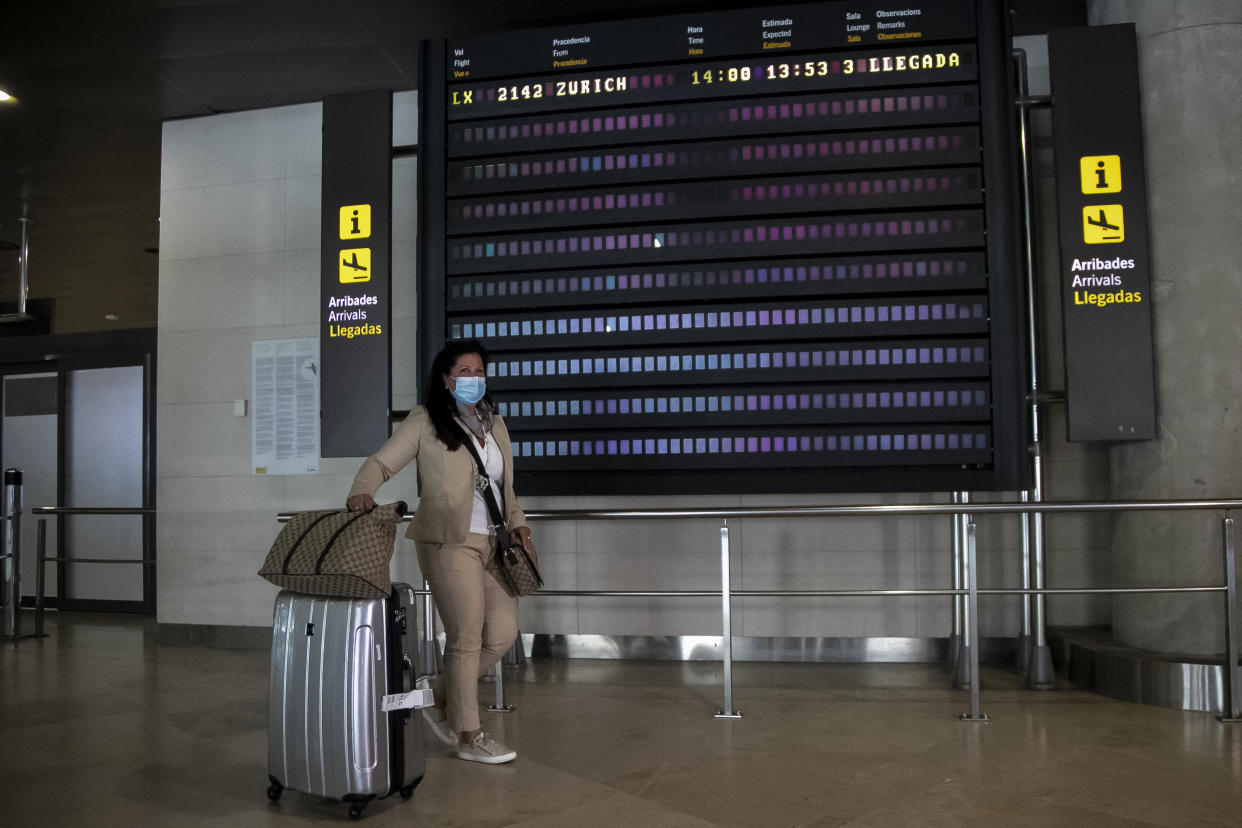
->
[282,511,337,574]
[313,511,369,574]
[456,424,507,538]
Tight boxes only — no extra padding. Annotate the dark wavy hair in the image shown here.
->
[424,339,491,450]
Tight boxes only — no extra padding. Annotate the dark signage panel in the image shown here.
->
[1049,25,1156,441]
[320,90,393,457]
[447,1,975,78]
[420,0,1027,495]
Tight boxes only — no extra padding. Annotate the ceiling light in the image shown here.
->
[104,313,120,321]
[0,90,17,104]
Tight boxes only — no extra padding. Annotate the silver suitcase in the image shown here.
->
[266,583,426,820]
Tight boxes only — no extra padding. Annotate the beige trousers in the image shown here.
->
[416,532,517,734]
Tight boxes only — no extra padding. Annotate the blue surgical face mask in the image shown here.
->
[451,376,486,405]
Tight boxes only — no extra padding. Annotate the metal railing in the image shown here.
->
[522,499,1242,722]
[277,497,1242,723]
[26,506,157,637]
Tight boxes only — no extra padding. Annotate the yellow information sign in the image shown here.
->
[1082,205,1124,244]
[1079,155,1121,194]
[339,248,372,283]
[339,204,372,240]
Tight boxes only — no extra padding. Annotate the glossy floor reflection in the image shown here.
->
[3,611,1241,827]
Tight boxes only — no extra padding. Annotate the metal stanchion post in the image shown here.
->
[716,519,741,719]
[488,660,515,712]
[1017,492,1033,673]
[953,493,973,690]
[1026,461,1056,690]
[1013,48,1054,689]
[420,580,441,678]
[1219,517,1241,722]
[2,469,23,640]
[947,492,962,675]
[34,518,47,638]
[503,631,525,667]
[960,519,988,722]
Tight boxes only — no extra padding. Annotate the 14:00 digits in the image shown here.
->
[690,61,832,84]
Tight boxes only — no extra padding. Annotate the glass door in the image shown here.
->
[62,364,147,607]
[1,369,60,604]
[1,334,155,614]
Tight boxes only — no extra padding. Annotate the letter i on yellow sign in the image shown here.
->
[1079,155,1121,194]
[340,204,372,240]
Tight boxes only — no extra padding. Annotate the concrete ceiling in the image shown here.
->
[0,0,1083,336]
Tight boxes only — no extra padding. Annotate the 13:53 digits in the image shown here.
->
[689,61,832,84]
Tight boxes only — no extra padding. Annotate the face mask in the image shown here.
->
[451,376,486,405]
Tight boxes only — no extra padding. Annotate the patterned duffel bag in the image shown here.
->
[258,501,407,598]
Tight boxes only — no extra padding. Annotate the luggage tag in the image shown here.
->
[381,688,435,712]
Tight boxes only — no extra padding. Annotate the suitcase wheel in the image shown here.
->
[348,802,365,820]
[400,774,423,799]
[266,782,283,802]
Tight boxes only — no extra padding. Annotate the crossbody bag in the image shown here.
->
[456,425,543,597]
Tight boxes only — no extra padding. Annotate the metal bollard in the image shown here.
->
[34,518,47,638]
[715,520,741,718]
[503,632,526,667]
[2,469,23,639]
[420,580,443,678]
[488,660,515,712]
[1220,517,1241,722]
[953,493,973,691]
[947,492,963,677]
[959,519,988,722]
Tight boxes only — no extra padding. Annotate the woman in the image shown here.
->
[346,339,530,765]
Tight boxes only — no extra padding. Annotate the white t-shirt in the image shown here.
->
[462,426,505,536]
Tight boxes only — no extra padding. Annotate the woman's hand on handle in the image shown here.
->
[347,493,376,513]
[511,525,532,550]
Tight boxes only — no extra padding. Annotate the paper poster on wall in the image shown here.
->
[252,338,320,475]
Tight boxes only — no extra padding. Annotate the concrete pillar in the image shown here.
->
[1088,1,1242,654]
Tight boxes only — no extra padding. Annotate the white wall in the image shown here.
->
[158,101,420,628]
[156,70,1109,640]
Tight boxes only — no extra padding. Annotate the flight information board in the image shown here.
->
[419,0,1027,495]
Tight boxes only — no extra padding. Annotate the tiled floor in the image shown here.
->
[3,611,1241,827]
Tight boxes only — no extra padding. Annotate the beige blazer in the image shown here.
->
[348,406,526,544]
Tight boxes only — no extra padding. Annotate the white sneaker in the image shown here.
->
[455,731,517,764]
[421,706,457,746]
